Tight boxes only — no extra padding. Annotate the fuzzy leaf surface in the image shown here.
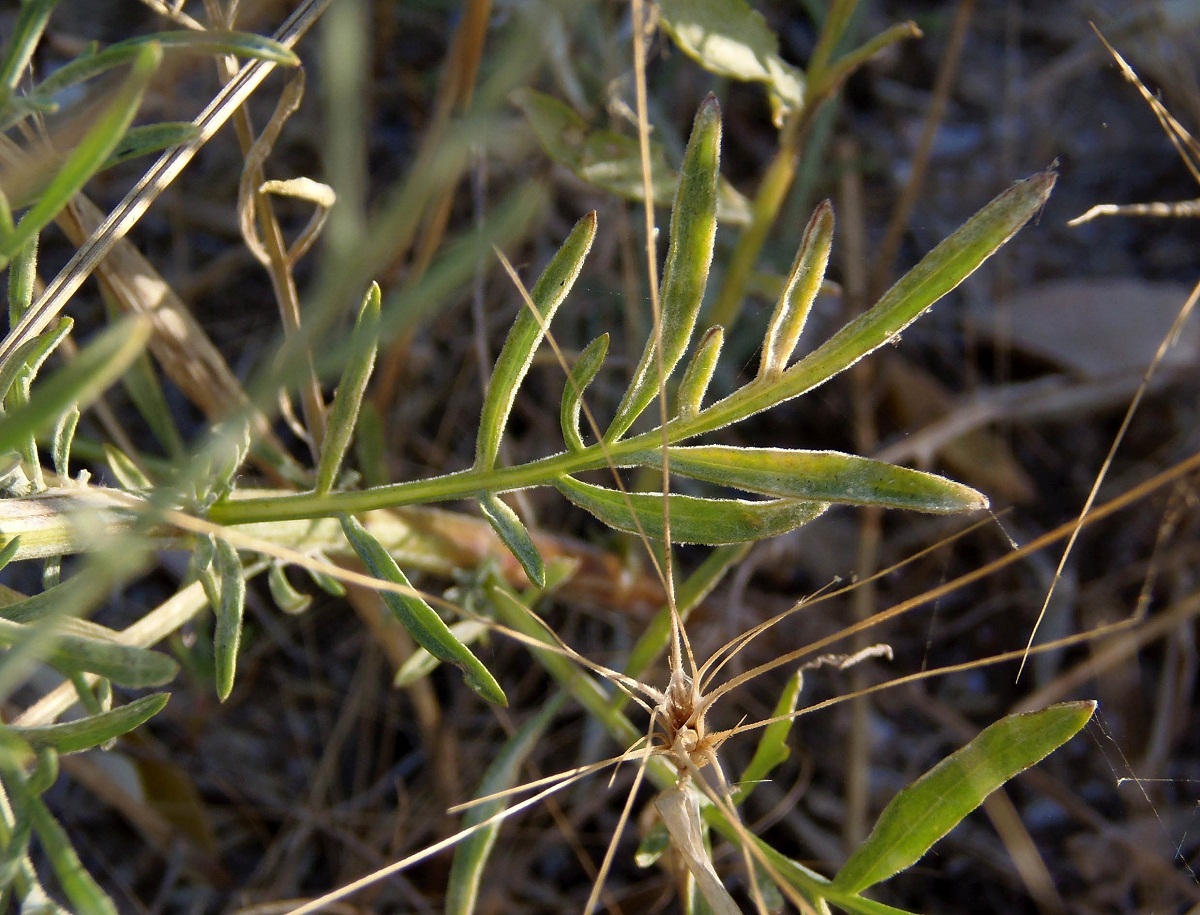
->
[607,96,721,440]
[340,514,506,705]
[555,474,826,544]
[635,446,987,513]
[11,693,168,754]
[476,212,595,470]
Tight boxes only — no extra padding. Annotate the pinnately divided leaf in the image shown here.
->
[476,211,596,471]
[340,514,507,706]
[606,96,721,442]
[555,474,827,544]
[834,701,1096,894]
[634,446,988,513]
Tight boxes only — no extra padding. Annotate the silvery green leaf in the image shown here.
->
[478,492,545,588]
[760,201,833,379]
[676,325,723,418]
[475,212,596,470]
[607,97,721,441]
[636,446,988,513]
[555,474,826,545]
[560,333,608,452]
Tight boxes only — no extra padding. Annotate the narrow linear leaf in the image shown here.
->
[0,317,150,456]
[475,212,596,470]
[8,774,118,915]
[732,668,801,805]
[685,171,1056,439]
[1,43,160,263]
[26,30,297,107]
[0,0,57,100]
[212,538,245,702]
[511,89,751,224]
[560,333,608,452]
[658,0,804,124]
[774,171,1056,408]
[102,444,152,490]
[0,537,20,572]
[760,201,833,379]
[834,701,1097,894]
[676,325,723,418]
[11,693,168,754]
[102,121,199,169]
[316,282,380,494]
[635,446,987,513]
[340,514,507,706]
[394,619,488,688]
[0,617,177,687]
[50,405,78,479]
[607,97,722,441]
[478,492,545,588]
[7,233,38,322]
[655,786,740,915]
[0,318,73,407]
[445,694,567,915]
[555,474,827,545]
[267,562,312,615]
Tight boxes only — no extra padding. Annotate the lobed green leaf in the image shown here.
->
[607,96,722,441]
[477,492,545,588]
[340,514,507,706]
[834,701,1096,893]
[773,171,1056,408]
[560,333,608,452]
[635,446,988,513]
[555,474,827,545]
[475,212,596,470]
[316,282,381,495]
[760,201,833,379]
[10,693,169,754]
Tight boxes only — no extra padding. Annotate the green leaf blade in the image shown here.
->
[475,212,596,470]
[339,514,507,706]
[607,96,721,442]
[1,43,160,263]
[638,446,987,513]
[211,538,245,702]
[446,694,566,915]
[658,0,804,122]
[0,317,151,456]
[776,170,1056,407]
[833,701,1096,894]
[555,474,827,545]
[511,89,750,224]
[477,492,545,588]
[560,333,608,452]
[760,201,833,379]
[315,282,381,495]
[11,693,169,754]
